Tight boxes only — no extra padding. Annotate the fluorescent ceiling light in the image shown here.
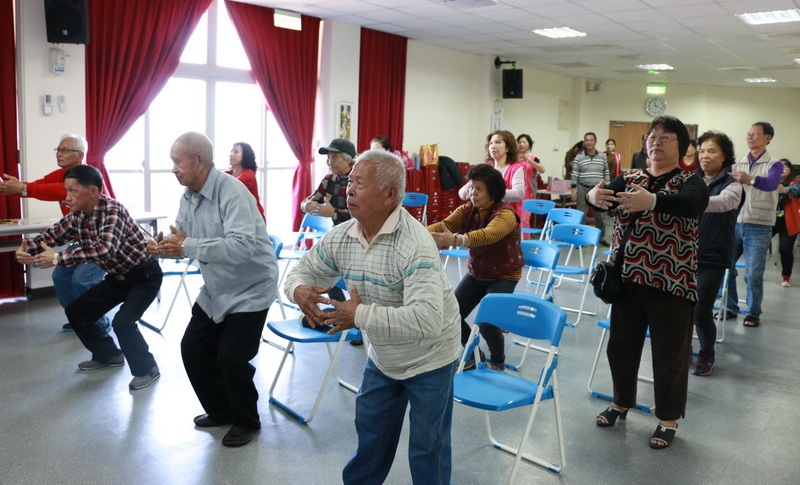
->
[532,27,586,39]
[736,9,800,25]
[647,84,666,95]
[274,9,301,31]
[636,64,674,71]
[743,77,777,83]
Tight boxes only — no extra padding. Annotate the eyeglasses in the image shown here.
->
[646,134,677,143]
[54,147,82,154]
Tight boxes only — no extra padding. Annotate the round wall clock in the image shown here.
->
[645,96,667,116]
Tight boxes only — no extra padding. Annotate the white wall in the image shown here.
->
[16,0,87,290]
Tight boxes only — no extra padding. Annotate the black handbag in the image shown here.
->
[591,212,642,304]
[591,261,622,304]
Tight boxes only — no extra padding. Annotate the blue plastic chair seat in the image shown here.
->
[554,265,589,275]
[596,318,650,338]
[267,320,362,343]
[454,370,552,411]
[440,248,468,258]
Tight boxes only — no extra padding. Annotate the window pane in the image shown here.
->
[216,1,250,69]
[105,116,144,171]
[149,172,185,233]
[180,10,209,65]
[265,111,297,169]
[214,82,264,170]
[148,78,207,170]
[266,167,297,237]
[108,172,144,216]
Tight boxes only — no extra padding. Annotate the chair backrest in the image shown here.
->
[269,235,283,258]
[402,192,429,207]
[539,208,584,240]
[521,240,560,271]
[549,223,601,247]
[403,192,429,225]
[522,199,555,216]
[300,214,334,233]
[546,208,584,225]
[473,293,567,345]
[521,240,561,298]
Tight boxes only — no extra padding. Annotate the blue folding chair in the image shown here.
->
[455,293,568,479]
[587,311,654,413]
[277,214,333,294]
[522,199,555,238]
[508,240,561,370]
[266,280,362,424]
[539,208,584,242]
[549,224,601,327]
[402,192,429,225]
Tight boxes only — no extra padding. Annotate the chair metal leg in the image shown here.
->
[268,333,357,424]
[587,320,654,413]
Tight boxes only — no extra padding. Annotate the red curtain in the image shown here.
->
[225,1,320,231]
[357,28,407,153]
[85,0,212,197]
[0,0,24,297]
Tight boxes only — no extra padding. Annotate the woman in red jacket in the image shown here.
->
[227,142,265,221]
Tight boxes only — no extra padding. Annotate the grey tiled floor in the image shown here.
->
[0,250,798,485]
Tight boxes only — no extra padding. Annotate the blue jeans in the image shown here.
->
[342,358,458,485]
[52,263,110,328]
[726,223,772,317]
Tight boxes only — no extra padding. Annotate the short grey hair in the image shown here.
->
[354,149,406,204]
[60,133,88,156]
[175,131,214,167]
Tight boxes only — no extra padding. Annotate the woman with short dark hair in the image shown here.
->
[586,115,709,449]
[692,130,743,377]
[429,163,524,372]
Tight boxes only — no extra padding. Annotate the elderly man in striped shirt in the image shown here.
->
[572,131,611,246]
[286,149,461,485]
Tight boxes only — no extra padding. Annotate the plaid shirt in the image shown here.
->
[26,196,149,275]
[307,172,351,225]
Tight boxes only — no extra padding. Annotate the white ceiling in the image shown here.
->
[241,0,800,88]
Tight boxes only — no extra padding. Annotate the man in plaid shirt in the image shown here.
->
[15,165,162,391]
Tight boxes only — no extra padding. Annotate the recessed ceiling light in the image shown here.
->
[743,77,777,83]
[736,9,800,25]
[636,64,674,71]
[532,27,586,39]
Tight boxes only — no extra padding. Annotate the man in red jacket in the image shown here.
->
[0,134,110,332]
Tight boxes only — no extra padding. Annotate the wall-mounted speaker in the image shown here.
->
[44,0,90,45]
[502,69,522,99]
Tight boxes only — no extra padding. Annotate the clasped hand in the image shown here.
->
[14,240,58,268]
[294,284,362,335]
[147,225,187,258]
[587,181,654,214]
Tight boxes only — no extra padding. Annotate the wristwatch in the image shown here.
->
[52,252,59,266]
[749,177,756,186]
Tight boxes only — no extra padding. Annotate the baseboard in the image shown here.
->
[26,286,57,300]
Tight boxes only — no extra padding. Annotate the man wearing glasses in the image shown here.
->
[0,134,110,333]
[298,138,362,343]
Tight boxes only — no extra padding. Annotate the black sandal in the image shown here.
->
[649,423,678,449]
[596,406,628,427]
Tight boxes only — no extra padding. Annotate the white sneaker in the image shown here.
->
[781,278,791,288]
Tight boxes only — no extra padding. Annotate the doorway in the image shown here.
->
[608,121,698,170]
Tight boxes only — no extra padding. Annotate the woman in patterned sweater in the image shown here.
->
[586,116,709,450]
[428,164,524,373]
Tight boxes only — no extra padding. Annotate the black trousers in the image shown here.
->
[454,275,518,364]
[608,282,694,421]
[181,303,269,429]
[693,264,727,358]
[65,258,162,377]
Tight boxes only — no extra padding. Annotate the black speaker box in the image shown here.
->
[502,69,523,99]
[44,0,89,44]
